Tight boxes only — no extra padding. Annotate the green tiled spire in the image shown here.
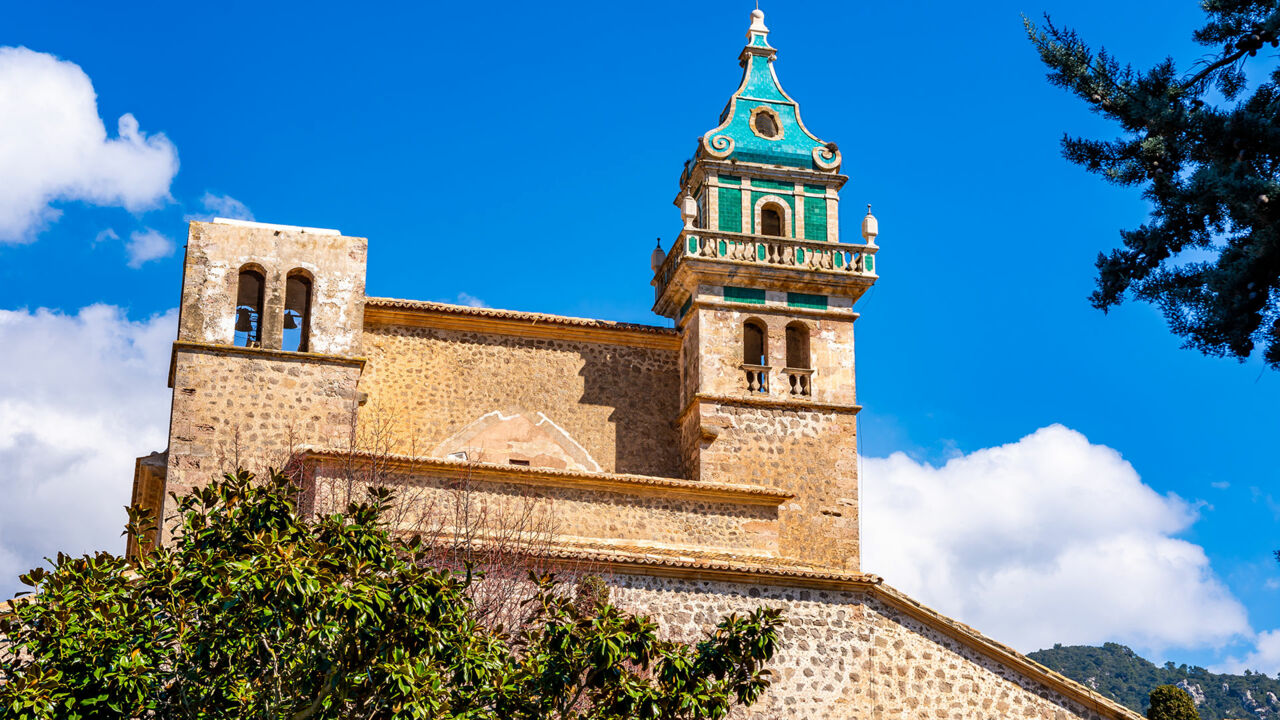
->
[698,10,841,172]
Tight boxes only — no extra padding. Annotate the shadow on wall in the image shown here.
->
[370,326,683,478]
[576,346,682,477]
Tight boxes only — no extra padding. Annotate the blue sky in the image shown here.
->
[1,1,1277,673]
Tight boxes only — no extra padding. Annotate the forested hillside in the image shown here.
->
[1029,644,1280,720]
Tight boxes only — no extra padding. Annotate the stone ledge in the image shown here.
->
[519,544,880,590]
[676,392,862,427]
[296,449,793,506]
[364,298,680,351]
[168,341,367,388]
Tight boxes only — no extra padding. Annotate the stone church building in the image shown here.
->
[130,11,1139,719]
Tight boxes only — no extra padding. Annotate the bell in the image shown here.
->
[235,308,253,332]
[283,312,298,330]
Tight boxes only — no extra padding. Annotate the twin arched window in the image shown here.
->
[742,319,812,394]
[234,266,312,351]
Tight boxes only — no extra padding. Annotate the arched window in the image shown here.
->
[233,267,265,348]
[785,322,810,369]
[743,320,767,366]
[742,320,768,393]
[283,271,313,353]
[785,322,812,396]
[761,205,784,237]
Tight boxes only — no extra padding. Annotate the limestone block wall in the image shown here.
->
[303,457,785,560]
[608,575,1132,720]
[357,321,682,478]
[177,221,368,355]
[681,403,860,570]
[164,347,362,536]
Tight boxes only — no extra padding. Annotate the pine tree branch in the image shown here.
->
[1182,47,1251,90]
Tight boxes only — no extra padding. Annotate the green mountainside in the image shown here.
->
[1028,644,1280,720]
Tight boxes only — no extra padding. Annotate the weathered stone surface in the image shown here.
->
[163,347,361,540]
[178,221,367,356]
[357,322,682,478]
[304,458,783,560]
[610,574,1118,720]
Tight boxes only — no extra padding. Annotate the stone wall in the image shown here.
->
[303,458,784,560]
[682,402,859,570]
[609,574,1128,720]
[164,346,362,538]
[357,322,682,478]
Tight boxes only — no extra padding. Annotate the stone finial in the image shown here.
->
[650,238,666,273]
[680,192,698,228]
[861,204,878,244]
[749,8,769,35]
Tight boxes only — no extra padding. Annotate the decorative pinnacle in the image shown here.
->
[861,204,879,244]
[650,238,666,273]
[749,9,769,34]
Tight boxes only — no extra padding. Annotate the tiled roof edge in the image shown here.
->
[365,298,677,336]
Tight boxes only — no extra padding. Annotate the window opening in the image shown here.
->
[742,320,769,393]
[785,322,813,396]
[761,205,783,237]
[744,321,767,366]
[283,273,313,352]
[234,269,265,348]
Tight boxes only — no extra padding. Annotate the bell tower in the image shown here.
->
[652,10,880,572]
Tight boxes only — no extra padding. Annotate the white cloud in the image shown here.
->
[197,192,254,222]
[125,228,174,268]
[1215,629,1280,676]
[862,425,1251,656]
[1211,481,1231,490]
[455,293,488,308]
[0,46,178,242]
[0,305,175,598]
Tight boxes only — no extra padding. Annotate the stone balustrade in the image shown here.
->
[741,363,770,393]
[654,229,878,305]
[784,367,813,396]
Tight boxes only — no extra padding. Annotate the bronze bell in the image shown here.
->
[283,312,298,330]
[235,308,253,332]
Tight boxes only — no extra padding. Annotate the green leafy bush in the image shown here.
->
[0,469,783,720]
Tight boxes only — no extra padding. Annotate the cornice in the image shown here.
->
[655,257,876,317]
[364,298,679,351]
[168,341,366,388]
[695,159,849,189]
[523,544,882,591]
[296,449,792,506]
[695,298,859,322]
[676,392,862,427]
